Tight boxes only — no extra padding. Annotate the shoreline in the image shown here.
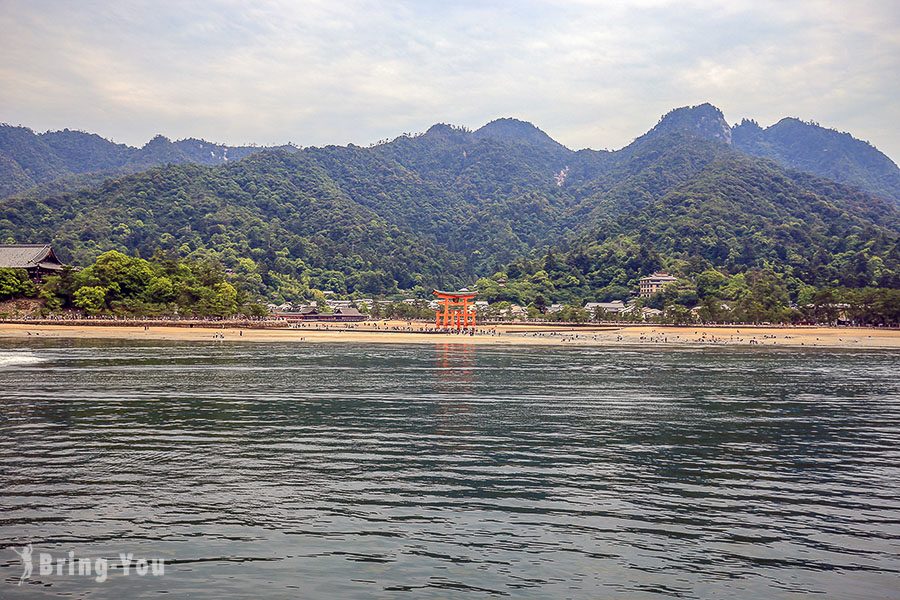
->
[1,322,898,349]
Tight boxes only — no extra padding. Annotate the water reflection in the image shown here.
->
[434,343,476,387]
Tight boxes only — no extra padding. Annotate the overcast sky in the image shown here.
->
[1,0,898,160]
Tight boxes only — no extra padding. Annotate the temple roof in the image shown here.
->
[0,244,65,270]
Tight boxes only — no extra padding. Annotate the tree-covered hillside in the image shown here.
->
[0,152,468,300]
[486,149,899,309]
[1,105,898,304]
[1,250,265,317]
[733,117,900,203]
[0,124,278,199]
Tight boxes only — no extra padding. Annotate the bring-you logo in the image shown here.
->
[12,544,164,585]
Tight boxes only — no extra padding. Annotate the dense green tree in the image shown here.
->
[73,286,107,314]
[0,268,36,300]
[14,250,260,318]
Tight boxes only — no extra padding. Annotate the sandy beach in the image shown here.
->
[1,321,898,349]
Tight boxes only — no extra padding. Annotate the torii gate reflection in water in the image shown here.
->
[433,289,477,330]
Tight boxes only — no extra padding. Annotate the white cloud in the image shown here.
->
[0,0,897,160]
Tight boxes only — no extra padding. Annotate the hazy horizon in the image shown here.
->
[1,1,898,160]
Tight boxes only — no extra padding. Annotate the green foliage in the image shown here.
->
[0,268,36,300]
[72,286,107,314]
[377,300,433,320]
[206,282,238,317]
[548,304,590,323]
[1,113,897,318]
[0,124,271,200]
[145,276,176,303]
[37,250,258,317]
[496,254,900,325]
[0,151,466,299]
[733,117,900,203]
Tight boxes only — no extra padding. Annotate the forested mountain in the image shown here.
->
[733,117,900,203]
[494,147,899,307]
[1,105,898,302]
[612,104,900,203]
[0,124,278,198]
[0,152,465,298]
[6,104,897,204]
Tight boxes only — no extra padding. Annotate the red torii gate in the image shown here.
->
[433,289,477,330]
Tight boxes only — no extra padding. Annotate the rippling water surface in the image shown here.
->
[1,340,899,599]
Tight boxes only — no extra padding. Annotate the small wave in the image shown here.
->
[0,351,44,368]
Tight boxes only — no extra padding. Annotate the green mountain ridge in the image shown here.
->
[3,104,897,203]
[732,117,900,203]
[1,105,898,301]
[0,124,283,198]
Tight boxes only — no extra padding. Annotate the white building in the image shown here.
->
[639,272,677,297]
[640,307,663,319]
[326,299,353,309]
[584,300,627,314]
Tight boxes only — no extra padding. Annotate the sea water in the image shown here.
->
[1,341,898,598]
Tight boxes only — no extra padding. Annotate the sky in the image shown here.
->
[1,0,898,160]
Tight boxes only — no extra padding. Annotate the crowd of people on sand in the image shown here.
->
[207,329,266,340]
[510,328,863,347]
[7,316,885,347]
[8,323,879,348]
[284,321,503,337]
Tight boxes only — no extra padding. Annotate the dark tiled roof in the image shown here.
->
[0,244,63,269]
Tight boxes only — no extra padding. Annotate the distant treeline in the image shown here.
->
[475,253,900,325]
[1,249,898,326]
[0,250,267,318]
